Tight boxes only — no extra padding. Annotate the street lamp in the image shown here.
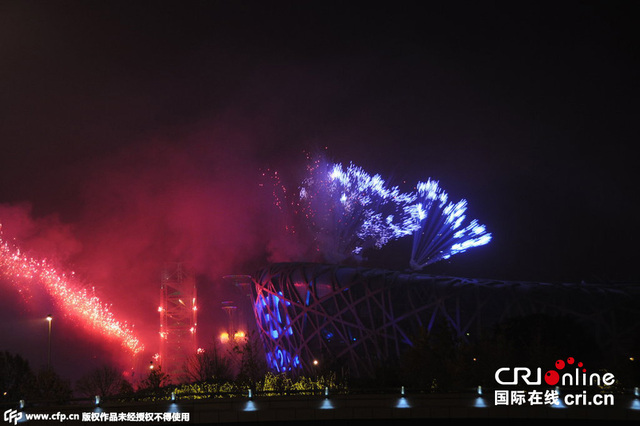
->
[46,314,52,370]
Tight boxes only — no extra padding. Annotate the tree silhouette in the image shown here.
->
[32,368,72,403]
[233,331,267,389]
[0,351,35,401]
[76,364,131,398]
[139,365,171,391]
[183,342,232,383]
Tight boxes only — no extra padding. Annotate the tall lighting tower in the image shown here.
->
[221,301,237,336]
[159,263,197,381]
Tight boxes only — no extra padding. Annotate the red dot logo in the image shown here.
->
[567,357,575,364]
[555,359,565,369]
[544,370,560,386]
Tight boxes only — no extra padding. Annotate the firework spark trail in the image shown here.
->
[261,168,300,236]
[0,225,144,355]
[298,156,415,262]
[407,179,492,269]
[327,162,415,245]
[266,153,491,268]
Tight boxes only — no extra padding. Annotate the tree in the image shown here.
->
[0,351,72,403]
[32,368,72,403]
[118,379,134,396]
[400,324,474,392]
[0,351,35,401]
[233,331,267,389]
[139,365,171,391]
[469,313,602,386]
[76,365,130,398]
[183,342,232,383]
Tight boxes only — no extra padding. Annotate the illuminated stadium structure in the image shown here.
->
[253,157,638,378]
[250,262,640,377]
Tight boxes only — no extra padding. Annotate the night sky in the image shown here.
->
[1,1,638,383]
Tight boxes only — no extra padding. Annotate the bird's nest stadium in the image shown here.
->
[249,262,640,378]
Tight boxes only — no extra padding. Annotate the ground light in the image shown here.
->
[168,391,180,413]
[319,386,334,410]
[632,387,640,411]
[396,386,410,408]
[473,386,487,408]
[551,386,566,409]
[320,399,334,409]
[396,397,410,409]
[243,400,258,411]
[16,400,27,423]
[244,389,257,412]
[93,395,103,414]
[473,396,487,408]
[243,400,257,411]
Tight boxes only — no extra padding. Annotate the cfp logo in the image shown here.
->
[3,409,22,425]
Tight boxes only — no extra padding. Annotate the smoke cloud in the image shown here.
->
[0,118,313,380]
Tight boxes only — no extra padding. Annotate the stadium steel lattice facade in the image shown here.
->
[250,262,640,378]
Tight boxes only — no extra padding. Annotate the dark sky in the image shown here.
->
[0,1,638,382]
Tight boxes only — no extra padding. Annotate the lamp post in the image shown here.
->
[46,314,53,370]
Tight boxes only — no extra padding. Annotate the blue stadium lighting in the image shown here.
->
[264,345,300,373]
[257,291,300,371]
[255,289,301,372]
